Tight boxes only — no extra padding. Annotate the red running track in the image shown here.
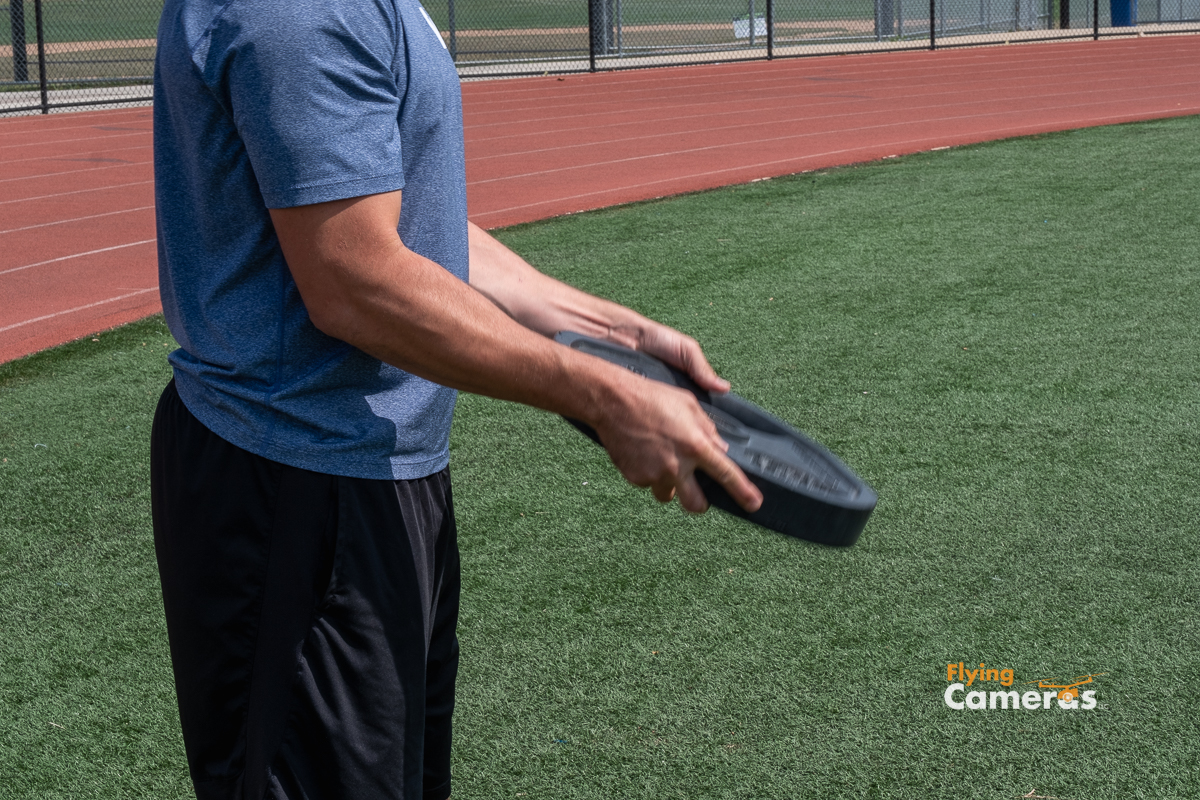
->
[2,36,1199,364]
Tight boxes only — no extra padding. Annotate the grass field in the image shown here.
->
[0,0,162,46]
[2,116,1199,798]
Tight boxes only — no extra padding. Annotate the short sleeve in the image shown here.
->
[198,0,407,208]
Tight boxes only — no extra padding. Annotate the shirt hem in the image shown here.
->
[261,173,407,210]
[174,373,450,481]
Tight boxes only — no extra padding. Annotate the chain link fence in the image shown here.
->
[4,0,1199,114]
[437,0,1200,75]
[2,0,159,114]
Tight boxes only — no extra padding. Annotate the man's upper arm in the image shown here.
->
[199,0,407,209]
[269,191,406,337]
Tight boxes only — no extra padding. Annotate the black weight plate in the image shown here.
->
[554,331,877,546]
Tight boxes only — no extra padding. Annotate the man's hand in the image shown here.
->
[465,223,761,513]
[270,193,761,515]
[608,322,732,396]
[590,374,758,513]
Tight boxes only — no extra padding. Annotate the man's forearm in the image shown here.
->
[467,221,651,348]
[467,221,734,396]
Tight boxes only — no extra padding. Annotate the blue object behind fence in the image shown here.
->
[1111,0,1138,26]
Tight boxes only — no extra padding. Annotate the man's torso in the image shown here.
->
[154,0,469,480]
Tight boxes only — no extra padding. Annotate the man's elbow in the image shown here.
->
[283,248,369,344]
[305,302,344,340]
[299,283,360,345]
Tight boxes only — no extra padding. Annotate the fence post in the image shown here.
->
[447,0,456,61]
[876,0,895,39]
[616,0,622,54]
[588,0,616,62]
[8,0,28,82]
[587,0,597,71]
[930,0,936,48]
[767,0,774,58]
[34,0,47,113]
[1093,0,1099,37]
[1061,0,1070,27]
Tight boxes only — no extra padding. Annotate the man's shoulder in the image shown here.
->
[166,0,402,64]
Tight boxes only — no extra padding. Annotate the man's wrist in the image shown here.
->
[550,345,637,436]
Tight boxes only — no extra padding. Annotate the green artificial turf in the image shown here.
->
[0,319,183,797]
[3,115,1199,798]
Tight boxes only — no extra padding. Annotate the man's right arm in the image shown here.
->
[269,190,763,514]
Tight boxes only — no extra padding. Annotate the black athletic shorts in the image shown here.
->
[151,380,459,800]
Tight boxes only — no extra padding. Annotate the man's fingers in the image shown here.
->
[675,473,709,514]
[677,338,730,394]
[699,445,763,513]
[598,368,756,515]
[651,483,676,504]
[640,329,731,394]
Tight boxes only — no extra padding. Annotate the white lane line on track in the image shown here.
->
[467,95,1200,168]
[0,205,155,235]
[463,49,1197,108]
[0,179,154,206]
[464,73,1200,140]
[0,109,150,136]
[0,130,150,155]
[470,109,1159,220]
[466,92,1198,186]
[0,287,159,335]
[0,159,152,184]
[0,238,156,277]
[0,143,151,166]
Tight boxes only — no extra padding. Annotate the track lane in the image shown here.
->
[2,213,155,267]
[0,239,159,363]
[464,83,1200,180]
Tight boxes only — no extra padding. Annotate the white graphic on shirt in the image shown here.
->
[419,5,449,50]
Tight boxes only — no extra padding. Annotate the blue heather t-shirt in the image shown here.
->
[153,0,468,480]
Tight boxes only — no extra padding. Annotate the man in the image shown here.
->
[150,1,762,798]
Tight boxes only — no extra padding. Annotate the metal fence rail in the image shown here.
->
[4,0,1200,114]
